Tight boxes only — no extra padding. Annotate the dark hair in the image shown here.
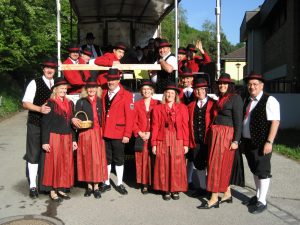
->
[213,82,236,97]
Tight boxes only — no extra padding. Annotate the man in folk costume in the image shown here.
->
[187,78,215,195]
[151,39,177,94]
[22,58,56,198]
[241,72,280,214]
[94,42,126,89]
[177,67,196,189]
[63,44,90,95]
[178,40,211,74]
[100,68,135,195]
[81,32,103,59]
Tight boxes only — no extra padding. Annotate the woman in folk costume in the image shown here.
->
[42,77,77,202]
[133,81,159,194]
[198,73,243,209]
[151,83,189,201]
[72,77,107,199]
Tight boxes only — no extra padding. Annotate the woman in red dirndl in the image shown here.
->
[133,81,158,194]
[151,83,189,201]
[72,77,107,199]
[42,77,77,202]
[198,73,243,209]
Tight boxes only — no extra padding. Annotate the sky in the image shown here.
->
[180,0,265,45]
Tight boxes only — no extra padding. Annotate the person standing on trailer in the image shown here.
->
[94,42,126,89]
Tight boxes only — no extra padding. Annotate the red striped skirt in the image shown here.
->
[77,127,108,183]
[43,133,74,189]
[135,140,152,185]
[207,125,235,193]
[153,130,187,192]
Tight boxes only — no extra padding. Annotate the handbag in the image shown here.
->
[134,136,144,152]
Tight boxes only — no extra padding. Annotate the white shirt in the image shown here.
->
[108,85,120,100]
[22,76,53,103]
[242,91,280,138]
[183,87,193,98]
[154,52,178,70]
[70,58,79,64]
[197,97,208,108]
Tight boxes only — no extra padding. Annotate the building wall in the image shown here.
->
[272,94,300,129]
[224,61,246,84]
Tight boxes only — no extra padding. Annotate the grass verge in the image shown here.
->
[274,129,300,162]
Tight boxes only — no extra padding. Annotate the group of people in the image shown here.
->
[22,36,280,215]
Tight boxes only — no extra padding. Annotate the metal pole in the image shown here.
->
[174,0,179,84]
[56,0,62,77]
[215,0,221,79]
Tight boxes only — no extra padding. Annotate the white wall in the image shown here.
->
[272,94,300,129]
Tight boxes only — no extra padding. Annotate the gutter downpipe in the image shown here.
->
[175,0,179,85]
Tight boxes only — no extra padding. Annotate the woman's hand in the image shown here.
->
[152,146,157,155]
[143,132,150,141]
[184,146,189,154]
[42,144,50,152]
[72,118,82,128]
[72,142,78,151]
[230,142,238,150]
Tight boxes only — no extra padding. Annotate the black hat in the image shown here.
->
[105,68,121,80]
[85,76,100,88]
[68,44,81,53]
[81,48,92,57]
[138,80,155,90]
[52,77,69,90]
[163,82,180,94]
[86,32,95,39]
[178,47,186,55]
[193,78,208,89]
[186,44,197,53]
[113,42,127,51]
[41,58,57,68]
[179,67,194,78]
[243,71,265,83]
[216,73,233,84]
[159,39,172,48]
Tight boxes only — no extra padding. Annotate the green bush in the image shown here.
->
[0,94,21,118]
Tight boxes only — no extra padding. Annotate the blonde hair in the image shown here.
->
[140,85,154,97]
[161,90,180,104]
[80,86,102,98]
[50,85,69,99]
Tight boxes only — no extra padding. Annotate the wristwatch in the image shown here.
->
[266,140,273,144]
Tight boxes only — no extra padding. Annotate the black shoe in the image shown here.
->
[93,189,102,199]
[50,193,62,203]
[99,184,111,193]
[57,191,71,200]
[115,184,128,195]
[171,192,180,200]
[197,200,219,209]
[141,187,149,195]
[242,196,258,206]
[220,196,233,204]
[250,201,267,214]
[84,188,93,197]
[163,192,171,201]
[29,187,38,199]
[188,182,195,190]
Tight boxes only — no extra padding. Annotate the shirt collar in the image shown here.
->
[109,85,120,94]
[251,91,263,101]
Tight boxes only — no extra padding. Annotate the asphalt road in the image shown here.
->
[0,111,299,225]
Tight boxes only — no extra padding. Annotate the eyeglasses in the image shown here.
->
[247,82,261,87]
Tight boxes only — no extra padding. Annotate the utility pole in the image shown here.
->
[216,0,221,79]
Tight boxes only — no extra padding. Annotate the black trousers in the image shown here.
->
[105,138,125,166]
[241,138,272,179]
[24,123,42,164]
[187,142,208,170]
